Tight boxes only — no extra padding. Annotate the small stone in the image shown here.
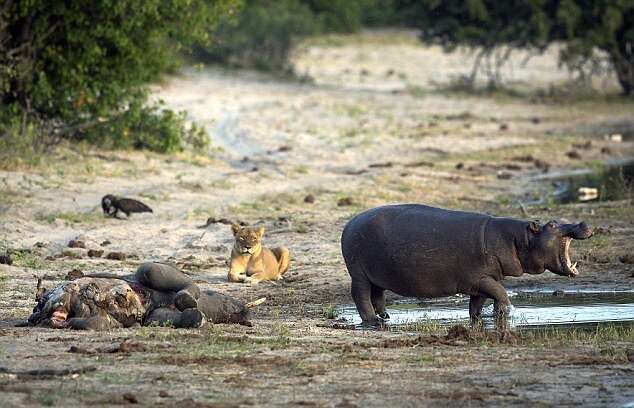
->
[101,240,112,247]
[496,172,512,180]
[455,162,464,169]
[158,390,170,398]
[499,123,509,131]
[304,194,315,204]
[87,249,104,258]
[600,146,612,154]
[278,145,292,152]
[68,240,86,249]
[337,197,354,207]
[531,117,541,124]
[106,252,126,261]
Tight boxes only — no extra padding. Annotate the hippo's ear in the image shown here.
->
[231,224,241,236]
[528,221,540,234]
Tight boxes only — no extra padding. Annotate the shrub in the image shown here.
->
[193,0,319,72]
[0,0,238,153]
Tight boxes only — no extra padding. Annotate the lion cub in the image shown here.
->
[228,224,290,284]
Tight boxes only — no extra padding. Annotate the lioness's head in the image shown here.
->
[232,224,264,255]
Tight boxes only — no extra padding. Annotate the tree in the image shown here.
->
[402,0,634,95]
[0,0,239,151]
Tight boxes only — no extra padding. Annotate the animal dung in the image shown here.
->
[566,150,581,160]
[0,254,12,265]
[304,194,315,203]
[337,197,354,206]
[105,252,126,261]
[68,240,86,249]
[87,249,104,258]
[65,269,84,280]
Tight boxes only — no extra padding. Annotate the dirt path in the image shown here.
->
[1,30,633,407]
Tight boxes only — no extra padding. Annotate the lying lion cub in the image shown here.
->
[228,224,290,284]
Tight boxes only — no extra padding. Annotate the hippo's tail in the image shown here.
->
[245,297,266,309]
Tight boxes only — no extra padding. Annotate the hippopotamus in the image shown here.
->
[341,204,593,326]
[27,262,263,330]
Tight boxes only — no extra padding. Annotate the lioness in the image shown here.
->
[229,224,290,284]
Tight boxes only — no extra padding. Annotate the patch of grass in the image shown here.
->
[12,251,44,269]
[34,210,103,225]
[322,304,339,319]
[519,323,634,348]
[406,85,426,99]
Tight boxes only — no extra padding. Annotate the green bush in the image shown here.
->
[193,0,319,72]
[194,0,386,72]
[0,0,238,153]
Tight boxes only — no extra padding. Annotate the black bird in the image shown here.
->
[101,195,153,218]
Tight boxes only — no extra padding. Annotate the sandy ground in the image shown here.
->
[1,30,634,407]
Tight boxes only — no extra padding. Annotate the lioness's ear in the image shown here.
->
[256,226,265,238]
[231,224,241,236]
[528,221,540,234]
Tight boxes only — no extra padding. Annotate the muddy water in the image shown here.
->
[532,159,633,204]
[338,290,634,330]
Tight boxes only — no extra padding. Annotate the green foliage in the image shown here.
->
[0,0,238,152]
[402,0,634,94]
[193,0,319,72]
[195,0,389,72]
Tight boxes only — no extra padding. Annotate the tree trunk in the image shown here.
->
[611,53,633,96]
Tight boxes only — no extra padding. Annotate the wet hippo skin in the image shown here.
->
[341,204,593,326]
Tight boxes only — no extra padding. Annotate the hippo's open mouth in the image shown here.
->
[560,237,578,277]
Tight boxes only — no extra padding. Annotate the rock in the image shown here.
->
[496,172,512,180]
[337,197,354,207]
[600,146,612,154]
[87,249,104,258]
[455,162,464,169]
[65,269,84,280]
[608,134,622,142]
[0,254,12,265]
[106,252,126,261]
[159,390,170,398]
[566,150,581,160]
[304,194,315,204]
[34,242,47,248]
[278,145,292,152]
[68,240,86,249]
[619,254,634,264]
[499,123,509,131]
[101,240,112,247]
[531,117,541,124]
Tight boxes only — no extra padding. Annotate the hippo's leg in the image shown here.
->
[349,268,378,324]
[371,285,389,319]
[469,295,487,328]
[144,307,205,329]
[136,263,200,310]
[478,277,511,330]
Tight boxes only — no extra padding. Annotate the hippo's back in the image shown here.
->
[341,204,491,297]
